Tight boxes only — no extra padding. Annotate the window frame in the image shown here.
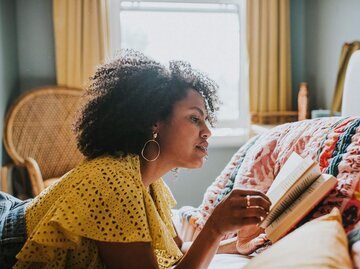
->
[108,0,249,146]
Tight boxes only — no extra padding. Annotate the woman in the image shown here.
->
[1,50,270,269]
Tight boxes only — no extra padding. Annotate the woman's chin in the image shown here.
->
[187,158,206,169]
[176,155,207,169]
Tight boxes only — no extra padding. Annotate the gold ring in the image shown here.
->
[246,195,251,207]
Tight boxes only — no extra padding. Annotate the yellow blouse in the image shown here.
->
[14,155,183,269]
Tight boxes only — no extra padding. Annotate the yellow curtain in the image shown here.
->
[331,41,360,113]
[53,0,110,89]
[247,0,292,124]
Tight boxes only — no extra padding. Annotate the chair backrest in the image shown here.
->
[342,50,360,117]
[3,86,85,180]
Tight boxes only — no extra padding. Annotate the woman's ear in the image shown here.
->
[152,122,160,134]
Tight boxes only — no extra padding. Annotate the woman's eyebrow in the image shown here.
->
[189,106,208,118]
[189,106,204,115]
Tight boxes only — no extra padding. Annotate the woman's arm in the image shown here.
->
[179,237,238,255]
[96,241,159,269]
[178,232,264,255]
[96,189,270,269]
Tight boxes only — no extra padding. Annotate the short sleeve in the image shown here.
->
[50,156,152,243]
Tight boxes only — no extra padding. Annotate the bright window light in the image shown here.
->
[112,1,241,124]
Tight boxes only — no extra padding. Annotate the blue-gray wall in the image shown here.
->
[290,0,305,110]
[0,0,19,165]
[291,0,360,110]
[0,0,55,166]
[16,0,56,93]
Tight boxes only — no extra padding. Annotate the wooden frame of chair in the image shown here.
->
[2,86,84,197]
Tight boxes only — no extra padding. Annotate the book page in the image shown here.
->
[268,163,321,216]
[267,152,304,193]
[267,153,314,203]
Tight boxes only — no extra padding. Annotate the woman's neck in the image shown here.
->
[139,157,172,187]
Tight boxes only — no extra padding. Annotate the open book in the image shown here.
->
[260,152,337,242]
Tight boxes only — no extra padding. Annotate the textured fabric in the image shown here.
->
[243,208,352,269]
[181,116,360,240]
[247,0,292,124]
[0,192,30,269]
[15,155,182,269]
[53,0,110,88]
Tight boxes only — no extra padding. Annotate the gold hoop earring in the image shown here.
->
[141,133,160,162]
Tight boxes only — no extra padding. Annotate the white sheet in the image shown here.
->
[171,210,251,268]
[170,254,250,269]
[208,254,250,269]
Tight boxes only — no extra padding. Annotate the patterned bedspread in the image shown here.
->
[180,117,360,239]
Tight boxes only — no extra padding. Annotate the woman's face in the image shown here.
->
[157,89,212,169]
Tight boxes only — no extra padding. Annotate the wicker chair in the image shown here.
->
[2,86,85,197]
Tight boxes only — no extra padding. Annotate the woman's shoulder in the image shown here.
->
[29,154,142,208]
[73,154,140,179]
[69,154,143,191]
[80,154,139,171]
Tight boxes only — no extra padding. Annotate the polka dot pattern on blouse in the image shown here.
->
[14,155,182,269]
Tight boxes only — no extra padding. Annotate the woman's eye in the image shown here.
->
[191,116,200,124]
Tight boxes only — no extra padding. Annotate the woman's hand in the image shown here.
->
[236,231,269,255]
[206,189,271,238]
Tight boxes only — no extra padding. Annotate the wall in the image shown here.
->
[16,0,56,93]
[0,0,19,165]
[0,0,55,166]
[290,0,305,110]
[292,0,360,110]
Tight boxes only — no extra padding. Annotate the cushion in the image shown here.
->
[243,208,352,269]
[347,224,360,268]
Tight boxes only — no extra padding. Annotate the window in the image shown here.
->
[109,0,249,144]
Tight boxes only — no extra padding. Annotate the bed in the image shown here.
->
[172,50,360,269]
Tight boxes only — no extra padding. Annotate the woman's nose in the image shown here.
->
[201,123,212,139]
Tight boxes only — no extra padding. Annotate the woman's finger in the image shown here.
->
[236,216,263,227]
[229,195,271,210]
[232,207,269,219]
[231,188,272,203]
[244,195,271,210]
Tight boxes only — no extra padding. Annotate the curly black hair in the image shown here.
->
[74,50,219,159]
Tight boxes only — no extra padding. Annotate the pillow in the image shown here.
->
[347,221,360,268]
[243,208,352,269]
